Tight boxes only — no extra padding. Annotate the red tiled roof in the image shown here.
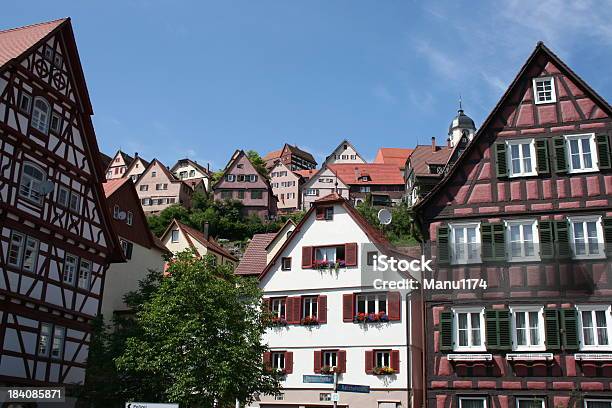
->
[408,145,452,176]
[294,169,317,180]
[263,149,282,161]
[234,233,277,276]
[327,163,404,185]
[0,18,65,68]
[373,148,414,167]
[102,178,129,197]
[176,221,238,262]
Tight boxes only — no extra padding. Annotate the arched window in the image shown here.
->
[31,97,51,134]
[19,162,46,204]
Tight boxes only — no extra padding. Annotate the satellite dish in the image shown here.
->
[118,211,127,221]
[377,208,392,225]
[40,180,55,196]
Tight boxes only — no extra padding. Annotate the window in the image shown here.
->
[139,184,149,191]
[506,139,537,177]
[22,236,39,273]
[78,259,91,290]
[53,53,63,68]
[238,190,245,199]
[57,186,70,207]
[113,205,120,219]
[323,350,337,367]
[271,298,286,318]
[189,170,196,177]
[324,207,333,220]
[315,245,345,263]
[585,400,612,408]
[449,223,481,264]
[69,192,80,212]
[302,296,318,319]
[356,293,387,314]
[32,97,51,133]
[367,251,378,266]
[7,231,25,268]
[359,186,371,193]
[281,257,291,270]
[226,174,235,182]
[51,326,65,359]
[50,113,62,134]
[305,189,319,196]
[151,171,157,177]
[375,350,390,368]
[171,229,180,243]
[511,306,545,351]
[459,397,487,408]
[179,171,187,179]
[517,399,545,408]
[38,323,52,356]
[577,305,612,351]
[272,352,285,370]
[121,240,134,260]
[44,46,54,61]
[127,211,133,226]
[38,323,65,360]
[251,190,263,199]
[221,191,232,199]
[63,253,78,285]
[453,307,485,351]
[19,162,46,204]
[8,231,38,273]
[566,133,598,173]
[533,77,556,104]
[569,216,604,259]
[506,220,539,261]
[19,93,32,113]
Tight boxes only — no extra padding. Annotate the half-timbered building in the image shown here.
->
[0,18,123,387]
[105,150,134,180]
[415,42,612,408]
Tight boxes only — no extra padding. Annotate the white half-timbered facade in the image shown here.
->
[0,18,123,387]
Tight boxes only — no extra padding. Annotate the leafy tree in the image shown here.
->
[147,204,191,237]
[115,252,281,406]
[355,201,420,246]
[246,150,269,178]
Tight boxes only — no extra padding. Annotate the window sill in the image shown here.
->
[508,172,539,179]
[450,260,482,266]
[572,254,607,260]
[534,100,556,105]
[447,353,492,361]
[575,353,612,361]
[508,257,541,263]
[579,347,612,352]
[568,168,600,175]
[506,352,553,361]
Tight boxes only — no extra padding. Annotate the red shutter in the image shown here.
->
[291,296,302,324]
[317,295,327,324]
[316,207,325,220]
[285,297,294,323]
[263,352,271,370]
[337,350,347,373]
[343,294,354,322]
[391,350,400,373]
[365,350,374,374]
[314,350,322,373]
[285,351,293,374]
[302,246,313,268]
[388,291,401,321]
[345,243,358,266]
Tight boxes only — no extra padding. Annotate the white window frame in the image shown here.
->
[584,400,612,408]
[355,293,387,315]
[171,229,180,243]
[568,216,605,260]
[459,397,487,408]
[22,236,39,273]
[565,133,598,174]
[271,352,285,370]
[50,112,62,134]
[78,259,91,290]
[19,162,46,205]
[505,219,540,262]
[452,306,486,352]
[516,399,545,408]
[323,350,337,367]
[506,139,538,178]
[7,231,26,268]
[577,304,612,351]
[510,305,546,351]
[38,323,52,357]
[69,192,80,212]
[533,76,556,104]
[271,298,286,319]
[302,296,318,319]
[374,350,391,368]
[449,222,482,265]
[51,326,65,359]
[57,186,70,207]
[32,97,51,134]
[305,188,319,196]
[63,253,78,285]
[226,174,236,182]
[19,93,32,113]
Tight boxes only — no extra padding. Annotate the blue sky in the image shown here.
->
[2,1,612,170]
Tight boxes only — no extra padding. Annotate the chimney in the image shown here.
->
[207,163,210,171]
[203,222,210,241]
[447,138,451,148]
[431,137,436,152]
[135,152,139,158]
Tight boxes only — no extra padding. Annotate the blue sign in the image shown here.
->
[337,383,370,393]
[303,375,334,384]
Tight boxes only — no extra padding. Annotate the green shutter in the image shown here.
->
[535,139,550,174]
[604,217,612,256]
[485,309,511,350]
[539,220,555,260]
[596,134,612,170]
[553,136,568,173]
[437,226,450,265]
[561,309,579,350]
[439,311,453,351]
[481,223,494,261]
[544,309,561,350]
[495,142,508,178]
[493,223,506,261]
[554,221,571,260]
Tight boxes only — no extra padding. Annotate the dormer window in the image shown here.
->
[533,77,556,104]
[359,175,370,182]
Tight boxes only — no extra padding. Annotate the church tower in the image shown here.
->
[448,99,476,147]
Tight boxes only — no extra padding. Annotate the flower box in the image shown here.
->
[301,316,319,326]
[353,311,389,323]
[271,316,288,327]
[320,365,334,374]
[313,259,346,270]
[373,366,396,375]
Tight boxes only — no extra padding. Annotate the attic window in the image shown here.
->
[237,164,244,169]
[533,77,556,104]
[359,175,371,182]
[429,165,444,174]
[171,230,180,243]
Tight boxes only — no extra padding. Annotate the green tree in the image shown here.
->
[355,201,420,246]
[147,204,191,237]
[115,252,281,407]
[246,150,269,178]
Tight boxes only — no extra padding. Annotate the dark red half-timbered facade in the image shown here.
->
[415,43,612,408]
[0,19,122,387]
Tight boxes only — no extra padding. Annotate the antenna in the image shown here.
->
[459,94,463,112]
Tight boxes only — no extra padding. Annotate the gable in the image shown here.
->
[215,151,269,189]
[302,166,349,190]
[105,180,155,249]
